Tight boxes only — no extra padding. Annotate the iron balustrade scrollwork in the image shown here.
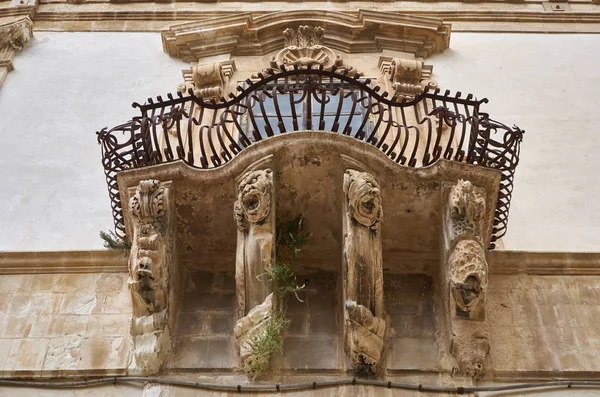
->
[96,65,523,249]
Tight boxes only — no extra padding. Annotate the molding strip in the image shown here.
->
[489,251,600,276]
[0,250,128,274]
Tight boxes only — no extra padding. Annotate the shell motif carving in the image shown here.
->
[345,170,383,230]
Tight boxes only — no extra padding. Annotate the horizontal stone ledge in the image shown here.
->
[0,250,128,274]
[489,251,600,276]
[0,249,598,275]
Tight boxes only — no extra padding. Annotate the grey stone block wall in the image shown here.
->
[384,274,439,370]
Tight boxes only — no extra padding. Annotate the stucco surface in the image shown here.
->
[0,32,186,251]
[0,33,599,251]
[428,33,600,252]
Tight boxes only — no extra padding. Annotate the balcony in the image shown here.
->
[97,66,523,249]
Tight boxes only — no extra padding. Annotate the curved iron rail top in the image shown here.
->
[97,65,524,249]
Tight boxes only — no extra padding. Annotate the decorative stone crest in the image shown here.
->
[234,169,275,319]
[264,26,359,76]
[127,179,174,375]
[342,169,385,375]
[379,56,437,97]
[179,59,236,99]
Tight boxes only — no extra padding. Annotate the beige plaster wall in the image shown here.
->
[0,33,599,252]
[0,272,131,376]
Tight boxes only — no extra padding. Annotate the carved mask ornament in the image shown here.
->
[448,239,488,313]
[448,179,486,237]
[234,169,273,230]
[346,170,383,230]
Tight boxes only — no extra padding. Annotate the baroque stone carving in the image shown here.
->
[261,25,358,77]
[342,169,385,375]
[234,293,273,372]
[447,179,486,239]
[234,169,275,318]
[345,300,386,374]
[442,179,490,379]
[162,11,450,63]
[379,56,437,97]
[127,179,174,375]
[179,60,236,99]
[449,239,488,314]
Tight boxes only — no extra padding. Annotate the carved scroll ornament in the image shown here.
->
[234,169,275,319]
[179,60,236,99]
[343,169,385,375]
[379,56,437,97]
[128,179,173,375]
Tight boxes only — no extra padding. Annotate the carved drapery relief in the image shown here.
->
[234,169,275,319]
[378,56,437,97]
[260,26,359,77]
[443,179,489,379]
[127,179,174,375]
[234,293,273,372]
[342,169,385,375]
[179,59,237,99]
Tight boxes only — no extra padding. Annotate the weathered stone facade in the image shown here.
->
[1,0,600,395]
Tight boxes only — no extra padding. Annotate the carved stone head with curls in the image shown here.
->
[234,169,273,230]
[345,170,383,230]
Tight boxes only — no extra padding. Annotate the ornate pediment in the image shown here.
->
[161,10,450,63]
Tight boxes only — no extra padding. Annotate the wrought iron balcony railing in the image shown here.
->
[97,66,523,248]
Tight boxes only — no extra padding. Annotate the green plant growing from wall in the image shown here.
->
[99,230,131,256]
[245,216,310,377]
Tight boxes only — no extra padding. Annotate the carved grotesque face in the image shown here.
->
[347,171,382,229]
[235,169,272,227]
[449,239,488,312]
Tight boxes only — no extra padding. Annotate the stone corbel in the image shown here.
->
[127,179,177,375]
[179,59,237,99]
[0,17,32,89]
[442,179,490,379]
[233,168,276,372]
[342,169,386,375]
[378,56,437,98]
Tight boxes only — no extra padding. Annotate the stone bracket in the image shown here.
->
[342,169,386,375]
[378,56,437,98]
[441,179,490,379]
[126,179,178,376]
[180,59,237,99]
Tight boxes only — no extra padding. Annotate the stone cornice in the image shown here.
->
[0,250,128,274]
[9,4,597,34]
[489,251,600,276]
[161,10,451,62]
[0,249,598,275]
